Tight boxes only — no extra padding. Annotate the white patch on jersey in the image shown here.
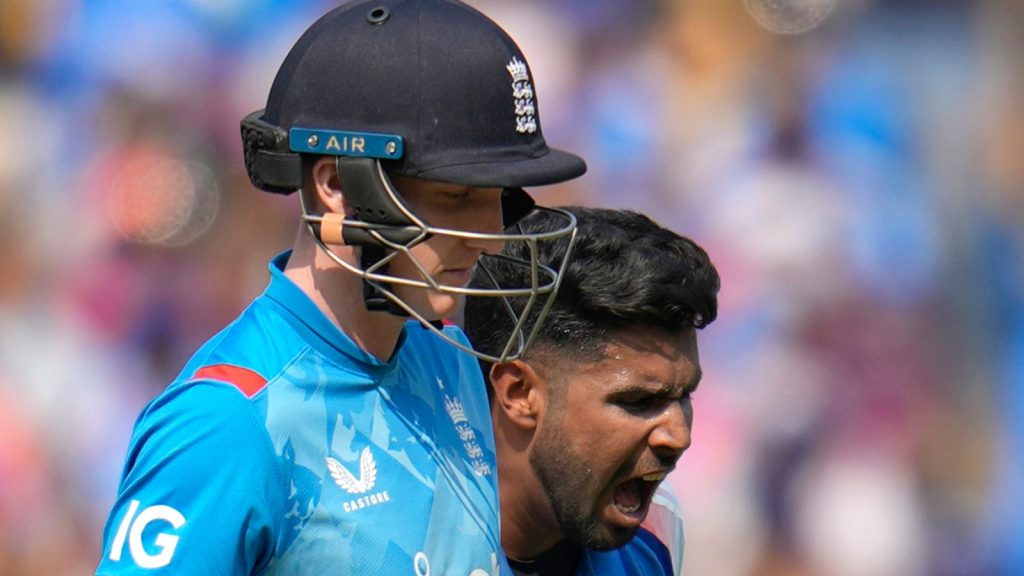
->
[326,447,377,494]
[328,447,393,513]
[108,499,186,568]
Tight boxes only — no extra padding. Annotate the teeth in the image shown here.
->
[614,502,641,513]
[642,472,666,482]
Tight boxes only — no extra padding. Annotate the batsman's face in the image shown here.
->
[529,329,701,549]
[385,176,506,320]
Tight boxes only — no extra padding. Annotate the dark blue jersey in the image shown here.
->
[508,484,685,576]
[581,484,684,574]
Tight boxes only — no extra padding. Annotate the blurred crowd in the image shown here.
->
[1,0,1022,574]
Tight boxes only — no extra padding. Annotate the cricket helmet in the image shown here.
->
[240,0,585,361]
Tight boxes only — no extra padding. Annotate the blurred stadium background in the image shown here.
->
[1,0,1023,574]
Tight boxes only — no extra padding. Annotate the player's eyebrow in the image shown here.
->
[422,181,474,194]
[612,369,703,398]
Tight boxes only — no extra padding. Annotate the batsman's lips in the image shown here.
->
[604,470,669,528]
[434,262,480,287]
[437,268,473,286]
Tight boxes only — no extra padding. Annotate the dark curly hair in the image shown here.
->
[465,206,720,366]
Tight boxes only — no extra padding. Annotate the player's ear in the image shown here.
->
[489,359,546,431]
[310,156,345,215]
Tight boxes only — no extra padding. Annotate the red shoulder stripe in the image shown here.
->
[192,364,268,398]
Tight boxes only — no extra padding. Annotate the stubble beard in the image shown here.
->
[529,418,638,551]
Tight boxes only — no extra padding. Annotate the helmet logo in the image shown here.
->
[506,57,537,134]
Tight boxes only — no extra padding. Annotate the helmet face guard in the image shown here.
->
[242,108,579,361]
[299,156,578,363]
[237,107,577,358]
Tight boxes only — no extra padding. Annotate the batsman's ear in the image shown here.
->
[310,156,345,214]
[489,360,546,430]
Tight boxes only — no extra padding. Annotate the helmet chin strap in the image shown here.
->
[333,156,425,316]
[360,244,408,316]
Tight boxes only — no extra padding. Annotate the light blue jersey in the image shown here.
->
[97,252,509,575]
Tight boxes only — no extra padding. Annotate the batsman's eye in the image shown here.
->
[442,190,471,201]
[613,388,693,414]
[613,395,657,413]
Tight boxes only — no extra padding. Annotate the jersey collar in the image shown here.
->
[264,250,406,375]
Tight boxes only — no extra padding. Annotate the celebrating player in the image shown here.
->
[96,1,585,574]
[465,207,720,575]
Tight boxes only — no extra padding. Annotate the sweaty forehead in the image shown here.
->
[573,329,701,392]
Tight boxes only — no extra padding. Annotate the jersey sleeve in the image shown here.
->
[96,382,283,575]
[639,482,686,575]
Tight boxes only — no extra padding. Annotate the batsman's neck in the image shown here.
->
[284,234,407,362]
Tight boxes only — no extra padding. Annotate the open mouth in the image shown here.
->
[609,471,667,522]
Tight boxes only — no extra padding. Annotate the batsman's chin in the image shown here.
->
[423,290,465,321]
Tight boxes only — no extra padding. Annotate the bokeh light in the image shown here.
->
[744,0,837,34]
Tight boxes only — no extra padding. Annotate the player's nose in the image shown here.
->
[649,401,691,461]
[462,189,507,255]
